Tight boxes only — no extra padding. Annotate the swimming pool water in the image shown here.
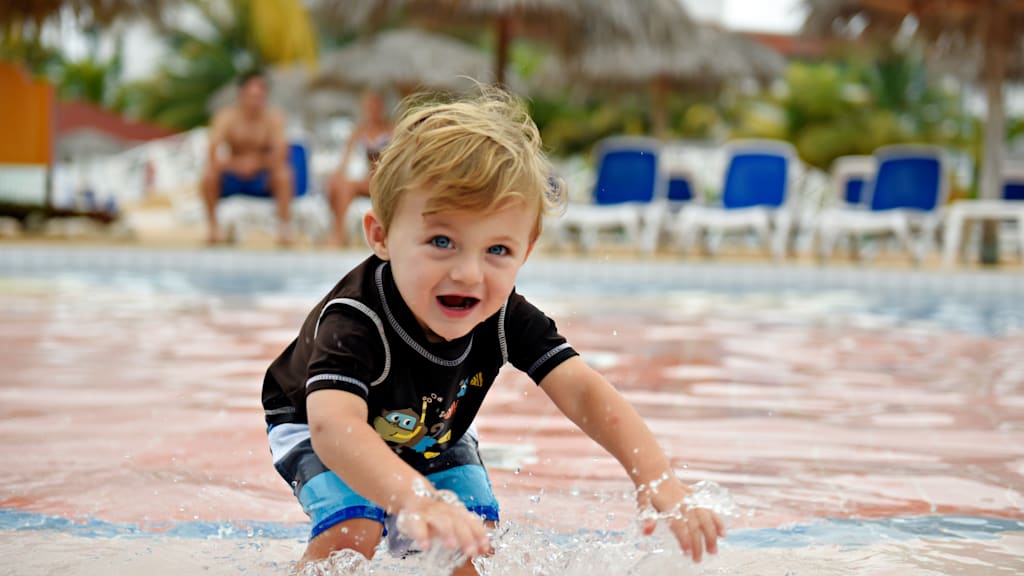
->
[1,248,1022,574]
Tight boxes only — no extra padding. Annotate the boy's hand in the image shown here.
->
[638,480,726,563]
[662,505,725,563]
[395,488,491,559]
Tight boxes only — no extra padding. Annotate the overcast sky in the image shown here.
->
[686,0,806,32]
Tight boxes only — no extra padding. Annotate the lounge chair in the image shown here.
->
[218,141,330,242]
[809,155,876,255]
[942,163,1024,266]
[555,136,664,253]
[674,139,797,259]
[653,166,700,252]
[817,144,946,263]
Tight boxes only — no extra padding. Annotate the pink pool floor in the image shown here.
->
[0,275,1022,572]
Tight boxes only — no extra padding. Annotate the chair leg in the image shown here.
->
[771,213,791,260]
[639,211,661,255]
[678,217,698,255]
[916,219,938,263]
[892,219,916,264]
[705,227,723,257]
[580,226,598,253]
[1017,217,1024,265]
[942,213,963,267]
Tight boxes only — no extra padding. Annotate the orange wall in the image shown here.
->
[0,62,54,165]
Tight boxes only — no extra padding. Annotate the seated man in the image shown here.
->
[200,69,292,245]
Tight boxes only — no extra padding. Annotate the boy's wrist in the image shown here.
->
[637,476,691,512]
[395,476,451,512]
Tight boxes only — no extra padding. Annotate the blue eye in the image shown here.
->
[487,245,509,256]
[430,236,452,249]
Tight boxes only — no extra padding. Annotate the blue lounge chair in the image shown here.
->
[675,139,797,258]
[555,136,663,253]
[809,155,875,254]
[218,141,330,242]
[817,144,946,263]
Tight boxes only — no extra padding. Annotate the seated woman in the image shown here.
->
[327,91,393,246]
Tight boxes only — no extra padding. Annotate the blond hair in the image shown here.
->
[370,88,564,240]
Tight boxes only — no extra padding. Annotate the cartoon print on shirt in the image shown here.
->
[373,406,426,446]
[375,373,483,458]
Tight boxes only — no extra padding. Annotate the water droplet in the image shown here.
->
[513,466,521,475]
[529,494,541,504]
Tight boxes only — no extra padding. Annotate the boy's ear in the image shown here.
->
[363,209,389,260]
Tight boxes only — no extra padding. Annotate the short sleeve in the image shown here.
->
[305,300,387,401]
[504,291,578,384]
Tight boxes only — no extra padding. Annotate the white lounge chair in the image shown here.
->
[554,136,665,253]
[674,139,798,259]
[817,144,947,263]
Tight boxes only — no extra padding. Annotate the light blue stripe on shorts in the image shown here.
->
[300,464,500,540]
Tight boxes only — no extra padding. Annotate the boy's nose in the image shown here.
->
[449,254,483,285]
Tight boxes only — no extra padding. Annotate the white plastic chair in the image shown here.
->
[674,139,798,259]
[817,144,947,263]
[555,136,665,253]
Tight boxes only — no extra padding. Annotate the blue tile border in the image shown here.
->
[1,507,1020,547]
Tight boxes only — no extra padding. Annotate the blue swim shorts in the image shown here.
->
[268,424,500,541]
[221,170,270,198]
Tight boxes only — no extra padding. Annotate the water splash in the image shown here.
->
[296,481,738,575]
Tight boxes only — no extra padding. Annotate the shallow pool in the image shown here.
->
[1,247,1022,574]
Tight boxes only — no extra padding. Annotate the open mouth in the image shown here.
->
[437,295,480,310]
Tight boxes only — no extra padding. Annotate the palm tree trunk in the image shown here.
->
[651,76,668,139]
[979,0,1008,265]
[494,15,511,87]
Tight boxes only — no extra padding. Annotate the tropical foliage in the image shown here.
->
[121,0,316,130]
[730,49,973,171]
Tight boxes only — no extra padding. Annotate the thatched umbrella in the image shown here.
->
[310,0,658,87]
[570,21,784,137]
[312,28,522,94]
[0,0,166,26]
[803,0,1024,262]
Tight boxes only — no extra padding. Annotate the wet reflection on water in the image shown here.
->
[0,274,1021,574]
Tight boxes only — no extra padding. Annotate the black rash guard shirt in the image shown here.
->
[262,255,578,468]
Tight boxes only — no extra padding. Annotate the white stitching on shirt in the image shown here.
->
[374,262,473,367]
[527,342,572,379]
[314,297,391,386]
[498,300,508,365]
[305,373,370,396]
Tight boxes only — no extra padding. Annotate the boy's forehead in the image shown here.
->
[405,182,539,215]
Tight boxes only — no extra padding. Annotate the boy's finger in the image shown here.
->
[689,521,704,563]
[426,513,457,549]
[671,521,692,558]
[697,512,718,554]
[713,512,727,537]
[450,516,479,557]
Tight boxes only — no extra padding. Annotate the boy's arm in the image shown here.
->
[307,389,490,556]
[538,356,725,562]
